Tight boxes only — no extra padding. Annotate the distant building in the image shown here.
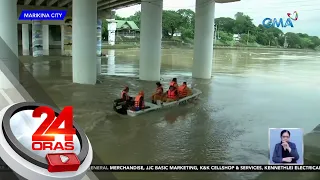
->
[113,20,140,38]
[233,34,240,41]
[168,32,182,37]
[106,19,116,45]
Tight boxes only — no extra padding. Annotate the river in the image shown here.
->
[19,48,320,180]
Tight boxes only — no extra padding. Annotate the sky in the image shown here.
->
[116,0,320,37]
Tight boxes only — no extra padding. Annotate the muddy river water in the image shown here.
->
[19,48,320,180]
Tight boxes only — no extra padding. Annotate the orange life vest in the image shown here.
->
[178,85,188,97]
[156,86,163,95]
[134,95,144,108]
[121,91,129,100]
[167,89,177,99]
[170,81,177,87]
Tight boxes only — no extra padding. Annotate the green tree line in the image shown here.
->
[102,10,320,50]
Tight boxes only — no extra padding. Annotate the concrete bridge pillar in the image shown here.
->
[192,0,215,79]
[0,0,18,89]
[60,25,64,55]
[96,19,102,56]
[72,0,97,84]
[32,21,43,57]
[42,25,49,55]
[139,0,163,81]
[22,24,30,56]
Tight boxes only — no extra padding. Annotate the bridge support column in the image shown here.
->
[0,0,19,89]
[22,24,30,55]
[139,0,163,81]
[72,0,97,84]
[192,0,215,79]
[60,25,64,55]
[97,19,102,56]
[42,25,49,55]
[32,21,43,57]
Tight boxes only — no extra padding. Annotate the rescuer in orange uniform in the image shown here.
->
[169,78,178,89]
[178,82,192,98]
[151,82,163,104]
[133,91,150,111]
[121,86,132,101]
[161,78,178,102]
[165,86,179,102]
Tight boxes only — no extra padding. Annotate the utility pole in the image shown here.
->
[284,36,288,48]
[214,25,217,43]
[217,25,220,40]
[247,30,250,45]
[214,24,219,43]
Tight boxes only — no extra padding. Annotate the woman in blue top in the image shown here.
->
[272,130,299,163]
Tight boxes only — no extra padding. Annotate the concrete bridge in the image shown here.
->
[1,0,240,89]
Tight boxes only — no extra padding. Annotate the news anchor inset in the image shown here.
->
[269,128,303,165]
[0,102,93,180]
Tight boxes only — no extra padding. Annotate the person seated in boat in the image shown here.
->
[121,86,132,100]
[178,82,190,98]
[133,91,150,111]
[179,82,193,97]
[169,78,178,89]
[151,82,163,104]
[165,86,179,102]
[121,86,133,106]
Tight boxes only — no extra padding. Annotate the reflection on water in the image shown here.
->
[97,57,101,75]
[106,50,115,75]
[101,49,139,77]
[19,48,320,180]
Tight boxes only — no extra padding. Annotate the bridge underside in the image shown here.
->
[17,0,239,11]
[17,0,141,11]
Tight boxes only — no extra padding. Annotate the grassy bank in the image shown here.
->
[102,36,318,51]
[101,43,313,52]
[42,43,315,52]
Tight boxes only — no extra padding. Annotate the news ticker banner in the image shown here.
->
[88,165,320,172]
[1,165,320,172]
[0,102,93,180]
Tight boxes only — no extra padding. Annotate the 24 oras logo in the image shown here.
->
[262,11,298,28]
[32,106,75,151]
[0,102,92,180]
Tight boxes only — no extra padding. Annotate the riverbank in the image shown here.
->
[101,43,315,52]
[31,42,317,53]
